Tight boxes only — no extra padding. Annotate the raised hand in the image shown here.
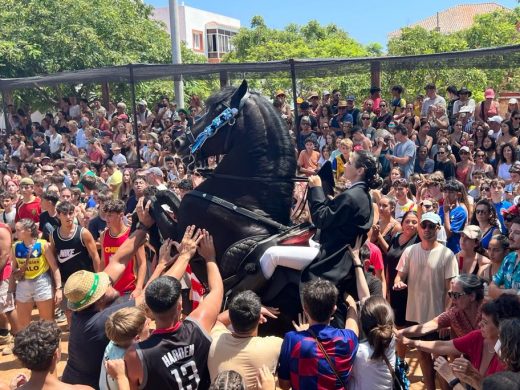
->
[172,225,203,258]
[259,306,279,324]
[136,198,154,228]
[292,312,309,331]
[197,229,216,262]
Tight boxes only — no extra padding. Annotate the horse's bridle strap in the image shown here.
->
[186,190,288,231]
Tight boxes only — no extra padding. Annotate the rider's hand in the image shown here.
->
[197,230,216,262]
[308,175,322,188]
[136,198,154,228]
[172,225,203,259]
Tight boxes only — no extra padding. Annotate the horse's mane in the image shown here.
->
[205,86,296,225]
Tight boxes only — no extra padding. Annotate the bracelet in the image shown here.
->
[448,378,461,388]
[353,264,364,269]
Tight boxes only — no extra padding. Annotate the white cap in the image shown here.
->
[458,106,472,114]
[509,98,518,105]
[488,115,503,124]
[138,99,147,106]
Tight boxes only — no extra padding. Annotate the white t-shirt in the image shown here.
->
[350,338,396,390]
[397,243,458,323]
[49,133,63,154]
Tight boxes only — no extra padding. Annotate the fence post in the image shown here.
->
[128,64,141,168]
[289,59,300,152]
[370,61,381,89]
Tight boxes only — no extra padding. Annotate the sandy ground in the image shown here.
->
[0,311,434,389]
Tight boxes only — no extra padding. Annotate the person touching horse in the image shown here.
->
[301,150,382,327]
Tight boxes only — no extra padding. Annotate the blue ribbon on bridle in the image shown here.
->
[190,107,239,154]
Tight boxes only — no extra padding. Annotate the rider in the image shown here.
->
[234,151,380,307]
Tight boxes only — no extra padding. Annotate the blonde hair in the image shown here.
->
[339,138,353,149]
[105,307,147,345]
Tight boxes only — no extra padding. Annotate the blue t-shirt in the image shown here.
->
[278,324,358,390]
[394,139,416,179]
[495,200,512,234]
[439,205,467,254]
[493,251,520,291]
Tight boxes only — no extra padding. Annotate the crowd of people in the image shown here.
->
[0,83,519,390]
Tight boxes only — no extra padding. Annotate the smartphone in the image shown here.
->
[34,148,41,157]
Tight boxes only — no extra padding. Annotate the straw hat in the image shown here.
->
[64,270,111,312]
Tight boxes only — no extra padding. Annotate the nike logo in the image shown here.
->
[58,252,80,263]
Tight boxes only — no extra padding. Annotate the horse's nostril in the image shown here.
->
[174,138,183,150]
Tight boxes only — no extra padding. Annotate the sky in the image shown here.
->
[145,0,518,46]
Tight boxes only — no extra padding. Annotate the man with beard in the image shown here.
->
[489,216,520,297]
[393,212,458,390]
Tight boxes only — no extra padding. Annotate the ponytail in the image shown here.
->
[360,296,395,360]
[354,150,383,189]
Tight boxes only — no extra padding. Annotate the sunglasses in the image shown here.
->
[476,209,489,214]
[448,291,466,299]
[481,186,491,191]
[380,104,387,107]
[420,222,437,230]
[438,151,446,155]
[513,117,520,120]
[362,117,370,120]
[460,151,469,155]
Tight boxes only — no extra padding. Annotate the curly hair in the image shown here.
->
[499,318,520,372]
[481,294,520,327]
[13,320,61,371]
[470,199,499,228]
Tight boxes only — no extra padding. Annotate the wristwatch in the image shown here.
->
[136,222,150,232]
[448,378,461,388]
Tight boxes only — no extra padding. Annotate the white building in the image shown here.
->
[153,4,241,63]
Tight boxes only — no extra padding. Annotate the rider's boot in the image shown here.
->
[231,263,269,295]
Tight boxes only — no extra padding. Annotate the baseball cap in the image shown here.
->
[322,90,330,96]
[276,89,286,97]
[487,115,503,124]
[117,114,129,121]
[138,99,147,106]
[20,178,34,186]
[346,95,355,101]
[460,146,470,153]
[459,225,482,240]
[484,88,495,99]
[508,98,518,105]
[421,212,441,225]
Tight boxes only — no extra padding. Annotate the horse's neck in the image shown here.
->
[198,147,292,224]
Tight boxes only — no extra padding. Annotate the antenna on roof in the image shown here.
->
[435,12,441,32]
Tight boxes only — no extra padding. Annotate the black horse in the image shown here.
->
[165,80,312,332]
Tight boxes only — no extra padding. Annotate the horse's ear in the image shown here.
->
[230,80,248,109]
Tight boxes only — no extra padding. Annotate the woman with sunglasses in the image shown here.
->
[456,146,474,187]
[471,122,487,150]
[471,149,494,179]
[401,294,520,390]
[434,146,456,180]
[397,274,484,344]
[470,199,500,250]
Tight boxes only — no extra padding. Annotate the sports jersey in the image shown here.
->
[15,197,41,223]
[136,318,211,390]
[278,324,358,390]
[52,225,93,283]
[13,239,49,279]
[102,227,135,294]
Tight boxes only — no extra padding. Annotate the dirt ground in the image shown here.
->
[0,311,434,389]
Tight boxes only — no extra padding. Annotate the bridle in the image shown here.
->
[186,92,250,157]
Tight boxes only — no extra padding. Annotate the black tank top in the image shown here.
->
[136,319,211,390]
[52,225,93,283]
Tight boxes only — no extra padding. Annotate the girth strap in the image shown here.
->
[187,190,288,231]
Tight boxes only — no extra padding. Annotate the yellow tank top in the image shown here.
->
[13,239,49,280]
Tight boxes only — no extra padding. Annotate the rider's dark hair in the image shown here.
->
[229,290,261,333]
[145,276,181,315]
[353,150,383,190]
[301,279,338,323]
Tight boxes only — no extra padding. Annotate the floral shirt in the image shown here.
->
[493,251,520,291]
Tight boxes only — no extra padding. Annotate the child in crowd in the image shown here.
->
[100,307,150,390]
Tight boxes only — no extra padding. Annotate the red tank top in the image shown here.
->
[0,223,11,281]
[102,227,136,294]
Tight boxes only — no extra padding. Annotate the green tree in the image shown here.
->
[223,17,378,101]
[0,0,213,110]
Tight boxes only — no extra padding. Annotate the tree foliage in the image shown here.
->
[223,17,378,101]
[0,0,212,111]
[386,7,520,101]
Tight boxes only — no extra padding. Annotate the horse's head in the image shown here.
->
[174,80,249,159]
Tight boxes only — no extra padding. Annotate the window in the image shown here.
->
[192,30,203,52]
[206,28,236,55]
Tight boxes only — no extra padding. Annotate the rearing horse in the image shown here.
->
[173,80,303,331]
